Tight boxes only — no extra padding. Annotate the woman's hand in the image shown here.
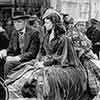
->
[34,61,44,68]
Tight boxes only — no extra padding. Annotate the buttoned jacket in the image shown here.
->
[7,26,40,62]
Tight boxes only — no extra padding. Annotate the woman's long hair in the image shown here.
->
[44,13,65,38]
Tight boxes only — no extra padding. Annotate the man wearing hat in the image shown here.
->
[0,11,40,79]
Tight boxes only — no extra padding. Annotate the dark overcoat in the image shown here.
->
[7,26,40,62]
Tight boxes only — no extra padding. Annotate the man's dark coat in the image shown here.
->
[7,26,40,62]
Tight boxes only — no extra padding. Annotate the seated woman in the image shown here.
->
[6,8,89,100]
[71,27,100,100]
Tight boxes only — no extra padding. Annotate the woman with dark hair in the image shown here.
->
[6,8,88,100]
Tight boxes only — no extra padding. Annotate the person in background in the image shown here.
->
[5,18,15,40]
[0,23,9,79]
[29,15,45,45]
[0,23,9,50]
[63,15,74,36]
[29,15,41,27]
[71,28,100,100]
[0,10,40,79]
[86,18,100,58]
[62,13,69,31]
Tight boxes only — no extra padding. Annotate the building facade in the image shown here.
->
[0,0,100,22]
[50,0,100,21]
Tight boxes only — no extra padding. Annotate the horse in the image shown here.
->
[21,65,90,100]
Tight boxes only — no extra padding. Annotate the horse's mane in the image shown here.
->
[21,66,87,100]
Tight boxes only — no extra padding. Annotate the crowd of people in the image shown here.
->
[0,8,100,100]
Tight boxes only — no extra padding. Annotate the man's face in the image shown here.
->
[13,19,26,31]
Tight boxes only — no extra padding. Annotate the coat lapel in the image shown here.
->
[24,26,31,51]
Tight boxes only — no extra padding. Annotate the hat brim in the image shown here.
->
[42,8,61,20]
[12,15,30,20]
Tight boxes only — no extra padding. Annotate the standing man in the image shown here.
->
[0,11,40,79]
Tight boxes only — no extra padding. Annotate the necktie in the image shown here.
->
[19,32,23,35]
[19,32,24,54]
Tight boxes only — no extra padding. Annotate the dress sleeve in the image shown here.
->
[43,36,82,68]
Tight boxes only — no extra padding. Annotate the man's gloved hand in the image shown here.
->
[6,56,21,62]
[0,49,7,59]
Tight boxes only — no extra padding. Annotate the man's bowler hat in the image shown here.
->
[12,11,30,20]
